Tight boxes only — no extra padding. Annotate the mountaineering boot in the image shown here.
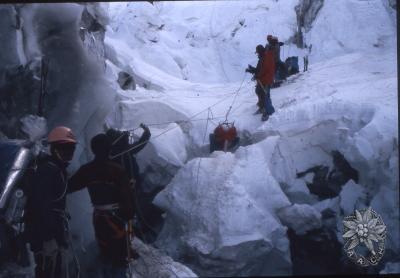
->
[253,108,263,115]
[261,112,269,121]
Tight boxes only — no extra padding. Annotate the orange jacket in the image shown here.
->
[257,48,275,86]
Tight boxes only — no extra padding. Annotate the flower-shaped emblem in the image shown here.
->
[343,207,386,256]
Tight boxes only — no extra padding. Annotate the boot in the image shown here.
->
[253,108,263,115]
[261,113,269,122]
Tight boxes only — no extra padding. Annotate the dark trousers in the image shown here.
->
[93,210,130,268]
[255,84,266,109]
[34,252,63,278]
[263,85,275,115]
[303,56,308,71]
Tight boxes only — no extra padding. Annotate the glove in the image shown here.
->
[245,68,250,73]
[140,123,148,130]
[251,76,256,81]
[140,123,151,136]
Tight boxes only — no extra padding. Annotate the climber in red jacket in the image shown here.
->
[256,43,276,121]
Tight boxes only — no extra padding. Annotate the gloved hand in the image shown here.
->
[251,76,256,81]
[245,65,251,73]
[42,239,59,257]
[140,123,147,130]
[140,123,151,136]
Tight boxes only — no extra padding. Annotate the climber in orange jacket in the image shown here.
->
[256,43,276,121]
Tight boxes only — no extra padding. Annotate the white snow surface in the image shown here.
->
[153,148,292,276]
[277,204,322,235]
[66,0,398,276]
[129,238,197,278]
[107,0,299,84]
[339,179,367,216]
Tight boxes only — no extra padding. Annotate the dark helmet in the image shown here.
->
[91,133,111,158]
[255,44,265,54]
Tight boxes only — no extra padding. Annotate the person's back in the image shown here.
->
[257,45,275,87]
[69,158,134,220]
[69,133,137,276]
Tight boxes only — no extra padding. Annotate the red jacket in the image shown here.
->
[257,48,275,86]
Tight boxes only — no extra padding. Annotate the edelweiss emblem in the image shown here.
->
[343,207,386,266]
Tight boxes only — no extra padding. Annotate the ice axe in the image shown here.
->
[256,79,270,95]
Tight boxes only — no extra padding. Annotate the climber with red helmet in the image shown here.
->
[24,126,77,278]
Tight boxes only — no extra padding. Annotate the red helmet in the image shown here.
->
[48,126,77,144]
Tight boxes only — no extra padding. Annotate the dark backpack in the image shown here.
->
[285,56,299,75]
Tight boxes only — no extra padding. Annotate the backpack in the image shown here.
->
[0,142,34,264]
[285,56,299,76]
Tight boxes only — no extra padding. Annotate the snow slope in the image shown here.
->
[102,0,398,276]
[106,0,299,84]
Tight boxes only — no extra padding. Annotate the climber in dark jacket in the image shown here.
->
[68,133,138,278]
[25,126,77,278]
[246,44,266,115]
[105,124,161,243]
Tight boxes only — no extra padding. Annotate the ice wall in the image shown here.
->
[106,0,299,84]
[305,0,396,63]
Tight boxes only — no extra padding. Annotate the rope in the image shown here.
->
[225,71,247,122]
[196,109,212,187]
[109,79,249,160]
[111,128,136,146]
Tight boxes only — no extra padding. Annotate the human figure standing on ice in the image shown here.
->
[24,126,78,278]
[303,44,311,72]
[258,42,276,121]
[246,45,267,115]
[246,43,276,121]
[105,125,160,241]
[267,35,286,82]
[68,133,139,277]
